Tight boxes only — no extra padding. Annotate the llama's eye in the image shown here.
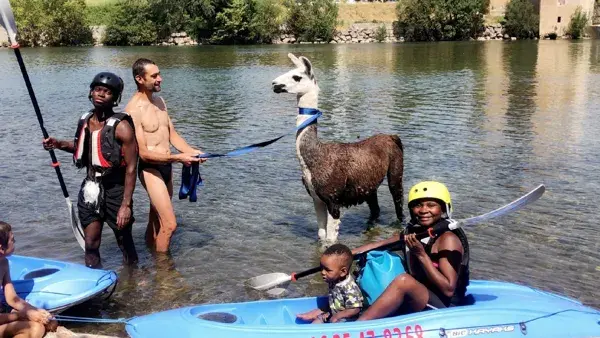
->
[292,75,302,82]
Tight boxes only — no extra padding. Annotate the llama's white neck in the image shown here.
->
[296,88,319,127]
[295,88,319,197]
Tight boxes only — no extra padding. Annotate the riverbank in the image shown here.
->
[2,1,596,47]
[115,23,533,47]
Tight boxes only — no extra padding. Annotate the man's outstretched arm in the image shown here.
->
[168,117,204,155]
[131,112,198,165]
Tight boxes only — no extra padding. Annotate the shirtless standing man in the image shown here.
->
[125,58,204,252]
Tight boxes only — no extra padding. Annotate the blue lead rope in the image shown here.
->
[53,315,130,325]
[178,108,322,202]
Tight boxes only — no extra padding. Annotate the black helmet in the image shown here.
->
[89,72,124,106]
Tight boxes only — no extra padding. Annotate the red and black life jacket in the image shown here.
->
[73,111,133,174]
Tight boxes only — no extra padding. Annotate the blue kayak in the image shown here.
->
[126,280,600,338]
[2,255,117,313]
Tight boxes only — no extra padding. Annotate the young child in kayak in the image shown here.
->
[353,181,469,320]
[0,221,57,337]
[296,244,364,323]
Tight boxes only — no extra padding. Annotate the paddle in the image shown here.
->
[0,0,85,250]
[247,184,546,292]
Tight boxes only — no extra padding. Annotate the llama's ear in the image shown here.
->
[288,53,303,68]
[300,56,313,78]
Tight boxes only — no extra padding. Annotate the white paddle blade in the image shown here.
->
[461,184,545,227]
[0,0,18,44]
[66,198,86,250]
[247,273,292,291]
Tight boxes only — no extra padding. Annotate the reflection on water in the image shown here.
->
[0,41,599,336]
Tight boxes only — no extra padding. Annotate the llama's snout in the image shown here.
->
[272,83,287,93]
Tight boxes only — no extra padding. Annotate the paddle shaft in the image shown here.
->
[12,47,71,200]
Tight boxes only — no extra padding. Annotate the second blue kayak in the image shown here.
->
[2,255,118,313]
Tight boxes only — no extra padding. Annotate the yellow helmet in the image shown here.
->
[408,181,452,218]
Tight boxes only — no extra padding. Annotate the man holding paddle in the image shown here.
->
[124,58,205,253]
[43,72,138,268]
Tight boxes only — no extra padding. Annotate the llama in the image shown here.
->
[272,53,404,243]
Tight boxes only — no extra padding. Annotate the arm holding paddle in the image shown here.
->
[407,232,463,298]
[42,138,74,153]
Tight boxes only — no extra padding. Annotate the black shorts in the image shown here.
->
[77,180,134,231]
[138,160,172,183]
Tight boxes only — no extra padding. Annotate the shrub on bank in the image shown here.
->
[393,0,489,42]
[211,0,255,44]
[504,0,539,39]
[86,2,118,26]
[101,0,286,45]
[103,1,157,45]
[11,0,92,46]
[375,24,387,42]
[566,6,589,39]
[251,0,287,43]
[286,0,338,42]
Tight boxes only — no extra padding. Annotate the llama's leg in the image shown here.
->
[387,157,405,222]
[313,197,328,242]
[325,205,341,243]
[366,192,381,224]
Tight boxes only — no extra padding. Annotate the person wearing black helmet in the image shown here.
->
[42,72,139,268]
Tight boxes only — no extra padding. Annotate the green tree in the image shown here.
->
[504,0,539,39]
[103,0,158,45]
[566,6,589,39]
[43,0,93,46]
[11,0,92,46]
[211,0,255,44]
[11,0,45,46]
[286,0,338,42]
[186,0,231,41]
[250,0,287,43]
[394,0,489,42]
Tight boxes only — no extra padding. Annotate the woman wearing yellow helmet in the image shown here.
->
[353,181,470,320]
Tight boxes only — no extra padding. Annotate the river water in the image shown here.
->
[0,41,599,336]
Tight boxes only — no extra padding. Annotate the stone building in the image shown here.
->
[488,0,597,37]
[537,0,596,36]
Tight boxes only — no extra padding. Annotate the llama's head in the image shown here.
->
[272,53,319,95]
